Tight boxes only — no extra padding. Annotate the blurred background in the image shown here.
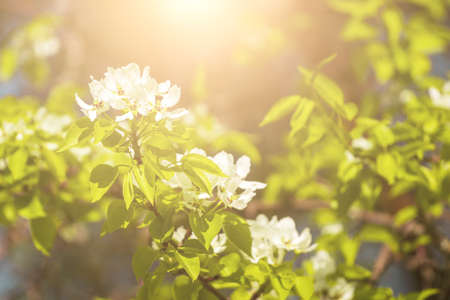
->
[0,0,449,299]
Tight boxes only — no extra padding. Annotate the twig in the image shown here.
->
[199,276,227,300]
[370,245,393,283]
[250,281,269,300]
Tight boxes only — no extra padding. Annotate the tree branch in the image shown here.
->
[199,276,227,300]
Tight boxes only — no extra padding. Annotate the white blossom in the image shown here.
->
[33,36,60,58]
[429,82,450,109]
[329,278,355,300]
[321,223,343,235]
[351,137,373,151]
[164,150,265,210]
[247,214,315,265]
[211,233,227,254]
[211,152,266,210]
[35,108,71,135]
[75,63,187,122]
[69,147,91,161]
[311,250,336,290]
[344,151,359,163]
[173,226,188,244]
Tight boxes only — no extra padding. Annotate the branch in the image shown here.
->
[250,281,269,300]
[370,245,393,283]
[199,276,227,300]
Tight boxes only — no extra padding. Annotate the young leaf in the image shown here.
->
[123,172,134,210]
[260,95,301,127]
[132,246,157,281]
[189,213,224,250]
[376,153,397,184]
[342,265,371,280]
[289,98,315,138]
[183,165,212,195]
[295,276,314,300]
[0,47,18,80]
[101,200,133,235]
[149,213,174,243]
[58,122,87,152]
[223,213,252,257]
[30,217,57,256]
[8,148,28,180]
[172,275,200,300]
[219,253,241,277]
[298,67,348,118]
[42,148,67,182]
[132,166,154,205]
[394,206,417,227]
[182,153,226,176]
[175,251,200,281]
[89,164,119,202]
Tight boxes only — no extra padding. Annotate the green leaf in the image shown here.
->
[132,166,154,205]
[149,212,174,243]
[295,276,314,300]
[219,253,240,277]
[8,148,28,180]
[342,265,371,280]
[231,288,251,300]
[101,200,133,235]
[416,289,439,300]
[270,274,290,300]
[358,225,399,252]
[223,213,252,257]
[102,130,123,148]
[189,213,224,250]
[244,264,267,284]
[58,122,87,152]
[182,153,226,176]
[289,98,315,138]
[30,217,57,256]
[0,47,18,80]
[18,196,46,219]
[340,235,360,266]
[184,165,212,195]
[260,95,301,126]
[382,9,402,45]
[173,275,200,300]
[373,124,395,147]
[376,153,397,184]
[298,67,347,117]
[317,53,337,70]
[394,206,417,227]
[89,164,119,202]
[42,148,67,182]
[123,172,134,210]
[132,246,158,281]
[279,270,296,290]
[175,251,200,281]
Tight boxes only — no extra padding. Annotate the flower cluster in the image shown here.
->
[247,214,315,265]
[429,81,450,110]
[172,226,227,254]
[310,250,355,299]
[311,250,336,288]
[165,148,266,210]
[75,63,187,122]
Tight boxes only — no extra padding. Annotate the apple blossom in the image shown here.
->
[247,214,315,265]
[75,63,187,122]
[429,81,450,109]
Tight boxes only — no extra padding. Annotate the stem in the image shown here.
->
[250,281,269,300]
[131,119,143,165]
[199,276,227,300]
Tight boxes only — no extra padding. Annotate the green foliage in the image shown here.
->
[1,3,449,299]
[30,217,57,256]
